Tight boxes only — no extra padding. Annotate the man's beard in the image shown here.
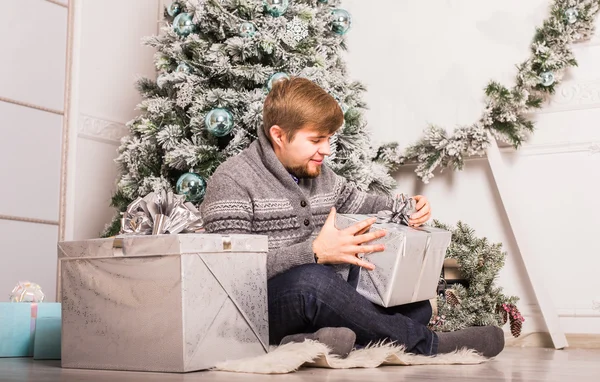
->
[286,163,321,179]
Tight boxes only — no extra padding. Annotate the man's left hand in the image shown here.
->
[408,195,431,227]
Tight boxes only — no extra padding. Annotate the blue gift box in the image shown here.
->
[0,303,61,358]
[33,316,61,360]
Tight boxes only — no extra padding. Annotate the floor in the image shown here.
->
[1,347,600,382]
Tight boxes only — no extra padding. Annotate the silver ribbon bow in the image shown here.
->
[375,193,417,226]
[120,190,204,235]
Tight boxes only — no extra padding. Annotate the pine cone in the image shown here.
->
[445,289,460,306]
[510,314,523,337]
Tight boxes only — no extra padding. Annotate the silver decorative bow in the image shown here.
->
[120,190,204,235]
[375,193,417,226]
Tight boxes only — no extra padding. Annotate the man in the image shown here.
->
[201,77,504,358]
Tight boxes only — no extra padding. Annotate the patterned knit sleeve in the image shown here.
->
[334,174,394,215]
[201,173,253,234]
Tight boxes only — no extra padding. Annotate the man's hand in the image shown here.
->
[408,195,431,227]
[312,207,386,270]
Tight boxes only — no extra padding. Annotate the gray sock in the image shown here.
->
[436,326,505,357]
[279,327,356,358]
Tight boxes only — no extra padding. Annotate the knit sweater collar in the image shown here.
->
[255,126,304,191]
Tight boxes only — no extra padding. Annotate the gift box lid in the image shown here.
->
[57,233,268,260]
[338,214,451,236]
[338,214,449,233]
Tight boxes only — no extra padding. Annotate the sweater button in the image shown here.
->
[300,200,307,207]
[304,219,310,226]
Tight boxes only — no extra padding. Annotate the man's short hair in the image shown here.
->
[263,77,344,142]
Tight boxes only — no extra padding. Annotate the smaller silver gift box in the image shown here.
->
[335,214,452,307]
[57,234,268,372]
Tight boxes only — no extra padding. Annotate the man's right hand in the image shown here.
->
[312,207,386,270]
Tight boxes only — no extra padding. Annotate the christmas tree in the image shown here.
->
[106,0,522,336]
[105,0,397,237]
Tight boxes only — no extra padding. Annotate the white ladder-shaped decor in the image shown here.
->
[486,132,568,349]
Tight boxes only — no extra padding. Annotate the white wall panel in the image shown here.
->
[77,0,160,123]
[0,102,62,222]
[0,0,67,111]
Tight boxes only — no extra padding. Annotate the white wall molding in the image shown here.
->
[78,114,128,145]
[522,303,600,319]
[59,0,81,243]
[0,95,63,115]
[399,140,600,167]
[502,140,600,157]
[0,214,59,226]
[518,303,600,335]
[470,139,600,158]
[537,78,600,114]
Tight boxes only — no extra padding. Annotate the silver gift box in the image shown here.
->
[57,233,269,372]
[335,214,452,308]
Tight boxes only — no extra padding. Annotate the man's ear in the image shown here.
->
[269,125,286,148]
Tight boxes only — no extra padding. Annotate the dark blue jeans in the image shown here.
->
[268,263,439,355]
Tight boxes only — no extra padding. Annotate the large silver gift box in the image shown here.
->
[335,214,452,307]
[57,233,269,372]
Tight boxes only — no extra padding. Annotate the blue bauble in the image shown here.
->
[539,71,555,87]
[264,0,289,17]
[167,2,182,17]
[318,0,328,3]
[239,22,257,37]
[267,72,290,91]
[205,108,234,137]
[173,12,196,37]
[333,95,349,114]
[564,8,579,24]
[176,62,191,73]
[331,9,352,35]
[339,102,349,114]
[175,173,207,203]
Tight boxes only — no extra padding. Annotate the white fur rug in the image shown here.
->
[213,340,489,374]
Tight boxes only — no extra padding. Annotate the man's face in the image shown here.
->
[272,125,334,179]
